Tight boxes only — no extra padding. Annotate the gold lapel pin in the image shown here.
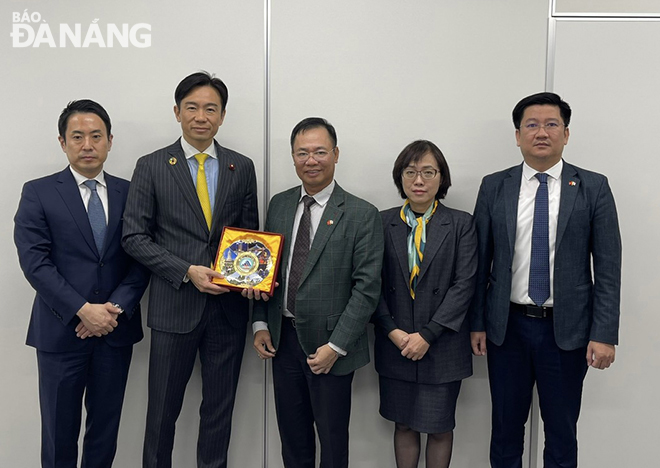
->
[569,180,576,186]
[168,157,177,165]
[327,220,334,226]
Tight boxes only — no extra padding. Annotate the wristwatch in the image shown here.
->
[111,303,124,314]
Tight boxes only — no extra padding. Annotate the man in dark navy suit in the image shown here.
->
[470,92,622,468]
[14,100,149,468]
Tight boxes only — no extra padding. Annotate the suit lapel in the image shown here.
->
[104,173,122,257]
[55,168,99,256]
[300,185,345,285]
[211,142,231,235]
[278,189,301,280]
[556,162,579,249]
[504,165,522,256]
[388,211,411,284]
[418,204,450,283]
[166,140,209,233]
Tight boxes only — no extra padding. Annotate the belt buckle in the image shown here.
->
[526,305,548,318]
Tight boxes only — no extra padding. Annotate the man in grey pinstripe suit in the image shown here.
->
[122,72,259,468]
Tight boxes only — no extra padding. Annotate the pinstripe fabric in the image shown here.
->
[122,139,259,333]
[143,300,245,468]
[122,139,258,468]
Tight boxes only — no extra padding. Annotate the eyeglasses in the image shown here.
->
[521,122,566,134]
[293,148,336,162]
[402,169,439,180]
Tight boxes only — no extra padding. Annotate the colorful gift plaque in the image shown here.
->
[212,227,284,296]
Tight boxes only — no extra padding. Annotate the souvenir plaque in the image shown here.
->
[212,227,283,296]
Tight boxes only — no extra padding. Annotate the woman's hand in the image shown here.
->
[400,332,430,361]
[388,329,410,350]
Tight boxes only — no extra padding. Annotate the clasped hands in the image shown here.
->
[75,302,122,339]
[388,329,430,361]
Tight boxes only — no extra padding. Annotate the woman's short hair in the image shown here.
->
[392,140,452,200]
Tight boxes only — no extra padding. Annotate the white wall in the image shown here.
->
[0,1,265,466]
[2,1,656,467]
[541,18,660,468]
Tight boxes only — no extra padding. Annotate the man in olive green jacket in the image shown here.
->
[252,117,383,468]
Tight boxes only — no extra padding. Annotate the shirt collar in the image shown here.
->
[180,137,217,160]
[70,166,106,187]
[299,180,335,207]
[522,159,563,181]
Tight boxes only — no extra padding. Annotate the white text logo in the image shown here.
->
[10,10,152,48]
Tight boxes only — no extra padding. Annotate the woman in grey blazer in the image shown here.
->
[372,140,477,468]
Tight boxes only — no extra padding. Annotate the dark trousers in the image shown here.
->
[487,310,589,468]
[37,340,133,468]
[273,318,354,468]
[142,300,246,468]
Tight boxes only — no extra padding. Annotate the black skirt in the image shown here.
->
[378,376,461,434]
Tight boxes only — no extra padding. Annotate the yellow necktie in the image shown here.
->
[194,153,212,229]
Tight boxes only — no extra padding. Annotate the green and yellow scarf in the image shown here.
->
[399,199,438,299]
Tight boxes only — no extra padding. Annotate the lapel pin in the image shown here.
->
[229,164,235,171]
[327,220,334,226]
[569,180,576,186]
[168,157,177,165]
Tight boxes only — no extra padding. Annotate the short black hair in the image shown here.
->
[392,140,452,200]
[290,117,337,150]
[174,71,228,112]
[58,100,112,141]
[512,92,571,129]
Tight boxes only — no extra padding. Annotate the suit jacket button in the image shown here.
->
[94,290,99,295]
[99,262,104,267]
[433,288,440,295]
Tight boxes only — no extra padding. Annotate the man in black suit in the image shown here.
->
[122,72,259,468]
[14,100,149,468]
[470,92,622,468]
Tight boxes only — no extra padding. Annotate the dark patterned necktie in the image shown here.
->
[83,180,106,254]
[529,173,550,306]
[287,195,316,316]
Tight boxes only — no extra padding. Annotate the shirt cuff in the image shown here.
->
[252,321,269,334]
[328,342,347,357]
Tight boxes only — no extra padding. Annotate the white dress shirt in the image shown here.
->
[69,166,109,224]
[180,137,219,212]
[510,160,562,306]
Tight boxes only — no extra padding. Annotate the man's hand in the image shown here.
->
[307,344,339,374]
[76,302,119,337]
[242,283,279,302]
[254,330,276,359]
[187,265,230,295]
[586,341,615,370]
[400,332,430,361]
[388,329,410,350]
[76,303,121,339]
[471,331,487,356]
[75,322,93,339]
